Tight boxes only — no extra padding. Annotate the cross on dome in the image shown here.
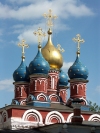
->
[57,44,65,53]
[72,34,85,55]
[43,9,57,28]
[33,27,46,48]
[18,40,29,61]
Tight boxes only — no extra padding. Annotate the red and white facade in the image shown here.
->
[0,69,100,130]
[0,106,100,130]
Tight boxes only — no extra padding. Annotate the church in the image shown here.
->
[0,9,100,132]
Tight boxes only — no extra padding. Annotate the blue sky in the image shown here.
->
[0,0,100,108]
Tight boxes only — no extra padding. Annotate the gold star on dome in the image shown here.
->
[18,40,29,61]
[72,34,85,55]
[33,27,46,47]
[43,9,57,28]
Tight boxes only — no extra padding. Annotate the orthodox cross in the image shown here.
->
[57,44,65,53]
[72,34,85,54]
[34,27,46,47]
[18,40,29,60]
[43,9,57,28]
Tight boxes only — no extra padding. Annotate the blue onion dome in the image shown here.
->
[59,69,69,86]
[13,60,29,82]
[29,44,50,75]
[68,55,89,80]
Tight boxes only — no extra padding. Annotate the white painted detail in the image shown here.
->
[37,93,47,101]
[52,77,54,89]
[88,114,100,122]
[35,80,37,90]
[20,99,26,105]
[21,86,23,96]
[0,116,44,130]
[2,110,8,122]
[49,94,60,102]
[45,111,65,125]
[22,109,43,124]
[79,97,87,105]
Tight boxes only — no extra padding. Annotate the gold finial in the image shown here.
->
[18,40,29,61]
[57,44,65,53]
[72,34,85,55]
[43,9,57,28]
[34,27,46,48]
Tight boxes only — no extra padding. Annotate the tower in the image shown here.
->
[42,9,63,103]
[28,28,50,107]
[68,34,89,105]
[12,40,29,105]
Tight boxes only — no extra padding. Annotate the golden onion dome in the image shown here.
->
[41,28,63,70]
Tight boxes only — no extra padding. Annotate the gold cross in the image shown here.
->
[43,9,57,28]
[18,40,29,60]
[72,34,85,53]
[57,44,65,53]
[33,27,46,46]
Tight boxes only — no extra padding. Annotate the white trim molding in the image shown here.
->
[79,97,87,105]
[49,94,60,102]
[88,114,100,122]
[37,93,47,101]
[2,110,8,122]
[22,109,43,125]
[45,111,65,125]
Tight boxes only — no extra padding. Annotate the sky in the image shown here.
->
[0,0,100,108]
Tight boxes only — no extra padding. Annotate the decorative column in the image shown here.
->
[47,69,59,95]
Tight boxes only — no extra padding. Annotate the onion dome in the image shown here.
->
[29,44,50,75]
[41,28,63,70]
[59,69,69,86]
[13,60,29,82]
[68,55,89,80]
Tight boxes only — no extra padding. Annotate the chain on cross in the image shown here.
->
[43,9,57,28]
[18,40,29,60]
[72,34,85,54]
[33,27,46,46]
[57,44,65,53]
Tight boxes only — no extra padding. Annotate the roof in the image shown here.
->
[0,103,97,115]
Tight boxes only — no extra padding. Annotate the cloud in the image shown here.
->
[16,21,70,44]
[0,79,14,91]
[62,61,73,71]
[0,0,94,20]
[96,86,100,93]
[17,22,47,44]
